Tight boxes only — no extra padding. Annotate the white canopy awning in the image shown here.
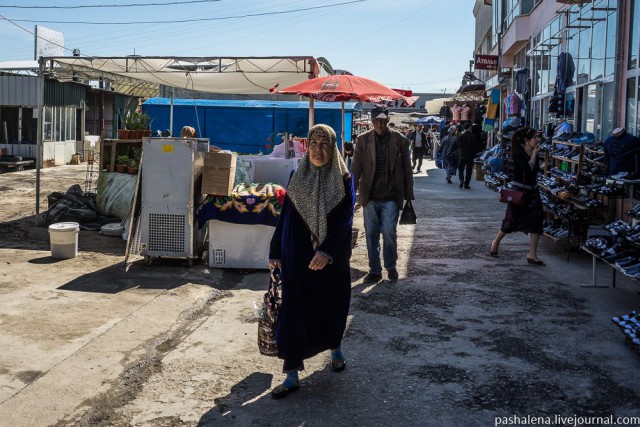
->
[40,56,326,97]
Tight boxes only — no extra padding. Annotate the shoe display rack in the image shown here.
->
[611,311,640,354]
[580,218,640,287]
[549,138,584,177]
[537,137,625,256]
[484,132,513,192]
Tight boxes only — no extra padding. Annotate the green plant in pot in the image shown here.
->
[127,157,140,174]
[126,147,141,174]
[115,154,129,173]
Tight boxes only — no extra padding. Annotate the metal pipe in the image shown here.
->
[35,58,45,225]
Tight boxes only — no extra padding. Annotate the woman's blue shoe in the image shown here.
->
[331,351,346,372]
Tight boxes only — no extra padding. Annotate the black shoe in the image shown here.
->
[271,382,300,399]
[459,182,463,188]
[464,185,470,189]
[387,269,399,281]
[447,178,453,184]
[363,272,383,283]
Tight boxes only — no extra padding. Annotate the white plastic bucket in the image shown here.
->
[48,222,80,259]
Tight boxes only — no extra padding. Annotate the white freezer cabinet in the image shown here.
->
[140,137,209,265]
[208,220,275,269]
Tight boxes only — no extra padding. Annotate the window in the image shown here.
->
[626,78,637,135]
[590,16,606,81]
[577,25,592,85]
[601,81,614,138]
[43,106,52,141]
[605,1,617,77]
[629,0,640,70]
[582,84,597,134]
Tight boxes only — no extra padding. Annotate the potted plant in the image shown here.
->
[126,148,141,174]
[124,110,151,139]
[115,154,129,173]
[127,157,139,175]
[117,128,130,140]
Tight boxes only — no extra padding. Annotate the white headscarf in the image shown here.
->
[286,124,349,249]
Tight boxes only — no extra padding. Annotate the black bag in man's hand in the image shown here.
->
[399,200,417,225]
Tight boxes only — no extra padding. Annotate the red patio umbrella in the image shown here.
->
[276,75,417,151]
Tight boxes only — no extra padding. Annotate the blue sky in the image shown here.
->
[0,0,475,93]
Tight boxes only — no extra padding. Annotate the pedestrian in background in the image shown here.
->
[490,126,545,266]
[352,104,414,283]
[408,123,428,173]
[439,125,459,184]
[456,123,482,189]
[268,124,355,399]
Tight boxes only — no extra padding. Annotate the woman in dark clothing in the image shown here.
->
[268,124,355,399]
[439,125,459,183]
[457,123,482,189]
[489,127,545,265]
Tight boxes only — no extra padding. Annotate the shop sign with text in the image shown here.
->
[475,55,498,70]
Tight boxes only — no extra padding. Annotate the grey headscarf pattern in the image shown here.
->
[287,124,349,249]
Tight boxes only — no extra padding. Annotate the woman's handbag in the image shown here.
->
[257,268,281,357]
[499,188,525,206]
[399,200,417,225]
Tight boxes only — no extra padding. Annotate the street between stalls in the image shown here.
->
[1,162,640,426]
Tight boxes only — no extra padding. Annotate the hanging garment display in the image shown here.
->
[504,93,522,116]
[557,53,575,94]
[483,88,501,132]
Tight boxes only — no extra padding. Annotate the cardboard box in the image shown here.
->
[202,152,237,195]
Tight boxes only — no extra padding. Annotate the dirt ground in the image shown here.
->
[2,162,640,427]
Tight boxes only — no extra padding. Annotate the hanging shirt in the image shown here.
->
[451,105,463,121]
[515,68,530,95]
[460,105,471,121]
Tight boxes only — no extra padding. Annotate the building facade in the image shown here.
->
[475,0,640,142]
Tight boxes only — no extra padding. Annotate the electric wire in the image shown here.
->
[5,0,366,25]
[0,0,221,9]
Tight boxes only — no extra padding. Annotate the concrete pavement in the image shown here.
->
[1,161,640,426]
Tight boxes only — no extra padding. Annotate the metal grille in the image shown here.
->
[129,213,142,255]
[84,151,100,193]
[148,213,186,253]
[213,249,225,264]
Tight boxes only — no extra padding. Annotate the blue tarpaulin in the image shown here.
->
[142,98,361,154]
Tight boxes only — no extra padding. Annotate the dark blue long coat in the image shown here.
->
[269,175,355,364]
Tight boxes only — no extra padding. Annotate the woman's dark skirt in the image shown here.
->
[500,187,544,235]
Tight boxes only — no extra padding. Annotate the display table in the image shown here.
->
[198,183,285,269]
[100,138,142,172]
[197,183,285,228]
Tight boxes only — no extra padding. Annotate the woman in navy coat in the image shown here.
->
[268,124,355,399]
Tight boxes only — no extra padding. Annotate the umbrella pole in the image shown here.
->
[309,98,315,128]
[341,101,345,155]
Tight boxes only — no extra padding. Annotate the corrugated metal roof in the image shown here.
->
[143,97,361,110]
[0,75,86,107]
[0,76,39,106]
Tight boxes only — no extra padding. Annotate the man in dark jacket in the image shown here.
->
[352,105,415,283]
[456,123,482,189]
[407,124,429,173]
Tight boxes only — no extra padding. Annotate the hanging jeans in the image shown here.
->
[363,200,400,275]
